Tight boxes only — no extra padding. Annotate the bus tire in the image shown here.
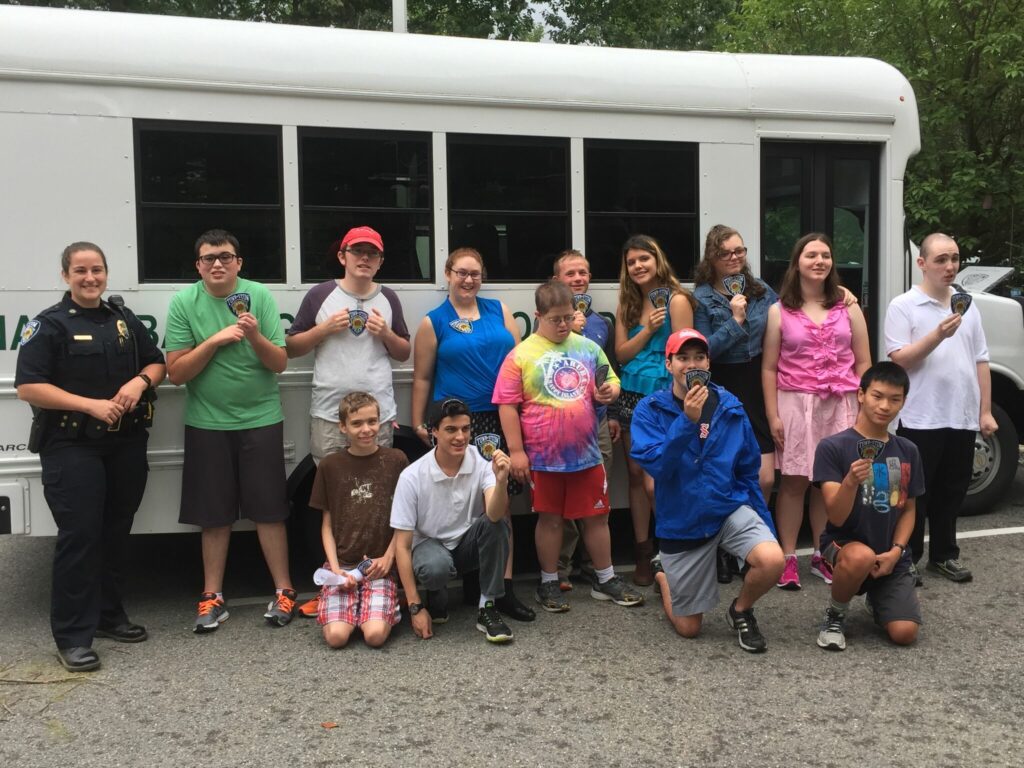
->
[962,402,1018,516]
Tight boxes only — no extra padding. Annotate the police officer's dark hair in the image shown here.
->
[194,229,240,259]
[859,361,910,396]
[61,242,108,273]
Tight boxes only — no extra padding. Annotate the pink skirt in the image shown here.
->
[775,390,859,477]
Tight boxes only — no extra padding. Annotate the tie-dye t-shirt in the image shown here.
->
[492,333,619,472]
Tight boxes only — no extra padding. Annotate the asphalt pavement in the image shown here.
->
[1,471,1022,768]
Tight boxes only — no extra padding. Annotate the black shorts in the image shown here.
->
[822,541,923,625]
[179,422,289,528]
[617,390,646,428]
[470,410,522,496]
[711,357,774,455]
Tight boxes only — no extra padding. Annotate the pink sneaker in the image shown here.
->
[810,554,834,585]
[777,554,801,590]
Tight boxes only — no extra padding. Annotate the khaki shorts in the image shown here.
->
[310,416,395,463]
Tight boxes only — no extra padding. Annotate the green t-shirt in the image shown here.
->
[165,278,285,430]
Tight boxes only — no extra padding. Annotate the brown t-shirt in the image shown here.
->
[309,447,409,566]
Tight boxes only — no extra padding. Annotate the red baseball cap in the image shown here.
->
[340,226,384,252]
[665,328,709,359]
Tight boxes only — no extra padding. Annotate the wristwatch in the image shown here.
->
[894,543,907,555]
[408,602,424,615]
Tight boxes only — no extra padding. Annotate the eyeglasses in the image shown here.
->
[345,247,383,261]
[543,314,576,327]
[451,269,483,282]
[717,247,747,260]
[198,252,239,265]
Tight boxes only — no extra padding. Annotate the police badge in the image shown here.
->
[950,292,972,316]
[116,318,129,350]
[448,318,474,334]
[474,433,501,461]
[724,274,746,296]
[225,292,251,317]
[348,309,369,336]
[648,287,670,309]
[573,293,592,314]
[684,369,711,390]
[19,319,40,346]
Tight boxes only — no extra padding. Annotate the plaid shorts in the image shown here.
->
[317,571,401,627]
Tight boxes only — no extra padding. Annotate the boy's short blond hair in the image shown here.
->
[553,249,589,277]
[338,391,380,424]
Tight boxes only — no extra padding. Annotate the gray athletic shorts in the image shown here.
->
[310,416,395,463]
[821,542,923,625]
[661,505,777,618]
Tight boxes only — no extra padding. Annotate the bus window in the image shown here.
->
[447,134,569,281]
[584,139,699,281]
[299,128,432,283]
[134,121,284,282]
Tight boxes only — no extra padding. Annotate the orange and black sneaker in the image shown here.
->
[264,588,297,627]
[193,592,229,634]
[298,597,320,618]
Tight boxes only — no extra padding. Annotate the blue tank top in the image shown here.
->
[429,296,516,412]
[620,320,672,395]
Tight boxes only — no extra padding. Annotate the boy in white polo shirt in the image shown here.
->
[884,232,997,583]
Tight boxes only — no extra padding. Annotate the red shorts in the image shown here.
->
[531,465,609,520]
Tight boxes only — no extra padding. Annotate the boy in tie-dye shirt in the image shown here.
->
[494,281,643,613]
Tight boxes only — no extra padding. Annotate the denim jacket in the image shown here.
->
[692,280,778,364]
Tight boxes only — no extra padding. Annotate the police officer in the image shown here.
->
[15,242,166,672]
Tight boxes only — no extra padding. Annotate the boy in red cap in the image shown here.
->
[630,329,785,653]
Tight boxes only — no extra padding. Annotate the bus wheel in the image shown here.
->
[962,403,1019,516]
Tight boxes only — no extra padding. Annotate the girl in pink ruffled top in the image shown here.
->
[762,233,871,590]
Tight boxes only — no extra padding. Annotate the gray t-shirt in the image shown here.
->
[390,448,496,550]
[288,281,409,423]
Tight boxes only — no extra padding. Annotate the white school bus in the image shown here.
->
[1,5,1020,537]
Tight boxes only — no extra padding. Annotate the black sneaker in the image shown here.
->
[426,590,449,624]
[727,598,767,653]
[927,558,973,583]
[476,601,514,644]
[535,580,570,613]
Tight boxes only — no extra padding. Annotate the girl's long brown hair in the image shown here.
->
[616,235,694,329]
[777,232,843,310]
[693,224,766,299]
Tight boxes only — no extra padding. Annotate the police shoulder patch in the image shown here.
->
[19,319,41,347]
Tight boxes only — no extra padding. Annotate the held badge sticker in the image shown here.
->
[225,292,251,317]
[348,309,369,336]
[648,287,670,309]
[448,318,474,334]
[474,433,501,461]
[19,319,41,346]
[856,439,884,462]
[951,292,972,316]
[573,293,592,314]
[684,369,711,390]
[724,274,746,296]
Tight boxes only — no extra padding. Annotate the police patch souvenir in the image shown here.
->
[474,433,501,461]
[573,293,592,314]
[856,439,884,462]
[348,309,369,336]
[448,318,474,334]
[724,274,746,296]
[684,369,711,390]
[648,287,670,309]
[225,292,251,316]
[19,319,40,346]
[951,292,972,316]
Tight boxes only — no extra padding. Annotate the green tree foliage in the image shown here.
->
[543,0,736,49]
[718,0,1024,266]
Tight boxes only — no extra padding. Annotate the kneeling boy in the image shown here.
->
[813,361,923,651]
[312,392,408,648]
[630,329,784,653]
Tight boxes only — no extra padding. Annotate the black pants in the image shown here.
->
[40,435,149,649]
[896,425,975,564]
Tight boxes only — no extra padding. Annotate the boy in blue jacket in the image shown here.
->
[630,329,785,653]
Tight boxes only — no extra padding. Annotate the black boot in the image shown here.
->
[495,578,536,622]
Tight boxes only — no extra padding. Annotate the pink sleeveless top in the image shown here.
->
[776,303,859,396]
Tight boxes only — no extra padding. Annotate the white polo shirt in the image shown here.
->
[884,286,989,430]
[390,447,496,550]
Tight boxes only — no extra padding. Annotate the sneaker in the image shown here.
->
[193,592,229,634]
[810,554,834,585]
[591,574,644,607]
[817,605,847,651]
[535,580,570,613]
[777,554,801,590]
[298,597,320,618]
[726,599,767,653]
[651,553,665,595]
[264,588,297,627]
[476,601,514,644]
[927,558,973,583]
[909,562,923,587]
[716,547,734,584]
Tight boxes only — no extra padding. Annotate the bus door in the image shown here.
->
[760,141,881,357]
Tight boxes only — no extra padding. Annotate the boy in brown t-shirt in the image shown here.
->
[311,392,408,648]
